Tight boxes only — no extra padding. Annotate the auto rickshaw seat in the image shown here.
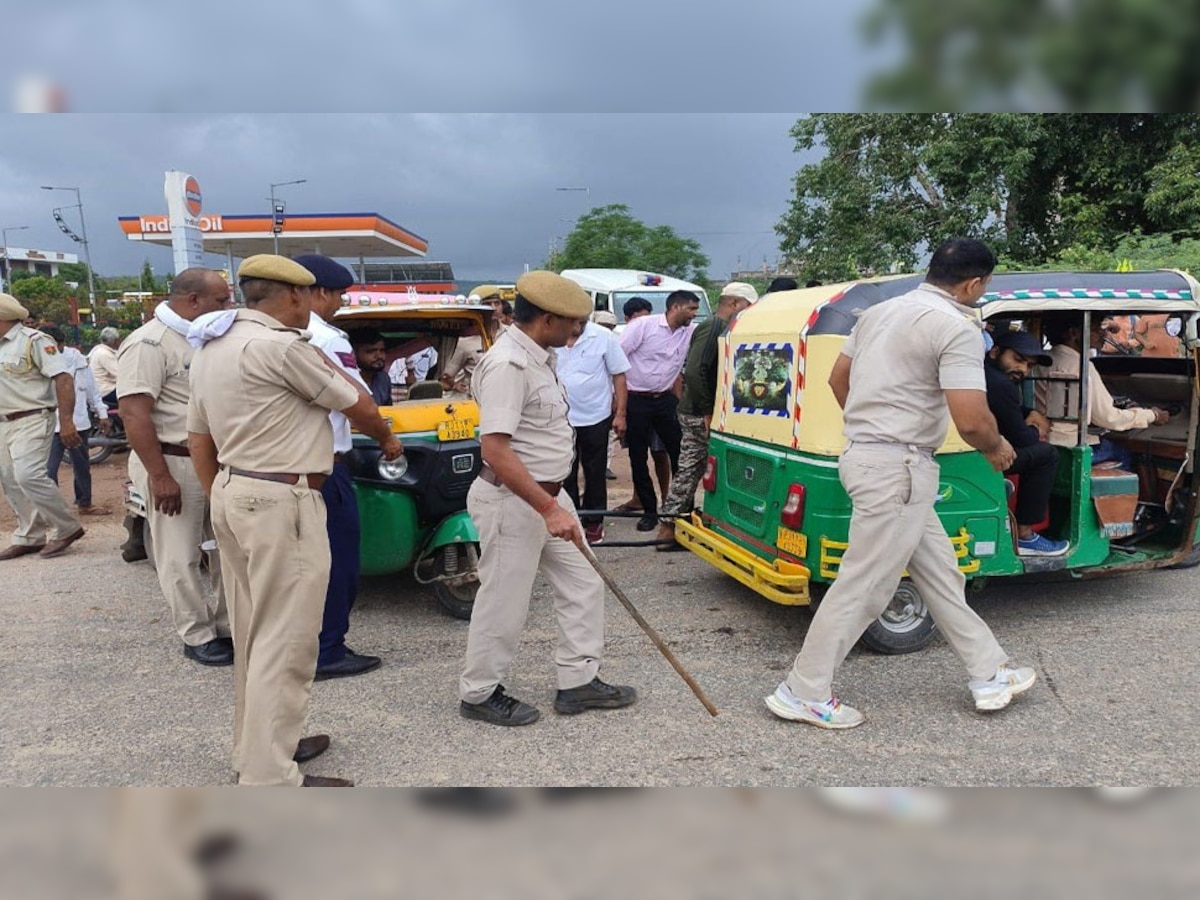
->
[408,381,445,401]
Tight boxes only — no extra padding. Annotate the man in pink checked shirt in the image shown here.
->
[618,290,701,531]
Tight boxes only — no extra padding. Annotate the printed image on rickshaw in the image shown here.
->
[732,344,793,416]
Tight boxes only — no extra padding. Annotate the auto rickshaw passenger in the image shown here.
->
[348,328,393,406]
[984,331,1068,557]
[1036,313,1169,467]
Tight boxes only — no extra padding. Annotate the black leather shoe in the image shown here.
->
[314,649,382,681]
[554,677,638,715]
[184,638,234,667]
[302,774,353,787]
[460,684,540,726]
[636,513,659,532]
[294,734,330,763]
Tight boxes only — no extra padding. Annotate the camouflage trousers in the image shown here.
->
[660,413,709,520]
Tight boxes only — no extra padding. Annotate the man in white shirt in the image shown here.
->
[1037,313,1168,467]
[557,317,630,545]
[294,255,383,682]
[88,326,122,403]
[44,326,111,515]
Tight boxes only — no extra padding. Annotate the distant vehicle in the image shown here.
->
[559,269,711,327]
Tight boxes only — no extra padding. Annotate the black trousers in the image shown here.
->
[1006,442,1059,527]
[625,393,682,514]
[564,416,612,526]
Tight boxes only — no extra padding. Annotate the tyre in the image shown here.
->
[433,580,476,620]
[1169,543,1200,570]
[858,579,938,655]
[89,441,113,465]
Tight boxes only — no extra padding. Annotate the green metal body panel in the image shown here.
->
[425,511,479,549]
[700,433,1136,583]
[354,484,421,576]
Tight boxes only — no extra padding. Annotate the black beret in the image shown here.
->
[292,254,356,291]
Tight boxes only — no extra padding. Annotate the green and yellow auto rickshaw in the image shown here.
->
[123,292,491,619]
[675,270,1200,653]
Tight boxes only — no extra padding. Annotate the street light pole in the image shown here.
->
[269,179,307,255]
[1,225,29,293]
[42,185,97,322]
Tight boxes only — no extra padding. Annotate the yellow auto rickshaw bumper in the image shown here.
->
[674,512,811,606]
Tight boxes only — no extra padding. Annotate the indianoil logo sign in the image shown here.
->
[185,177,202,217]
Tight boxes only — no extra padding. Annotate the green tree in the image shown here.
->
[777,113,1200,281]
[861,0,1200,111]
[56,262,93,286]
[550,204,709,282]
[11,275,72,325]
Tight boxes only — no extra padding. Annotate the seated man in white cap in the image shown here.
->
[656,281,758,549]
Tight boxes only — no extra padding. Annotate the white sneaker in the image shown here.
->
[764,682,865,729]
[969,663,1037,711]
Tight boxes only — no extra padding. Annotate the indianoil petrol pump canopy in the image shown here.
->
[117,211,428,259]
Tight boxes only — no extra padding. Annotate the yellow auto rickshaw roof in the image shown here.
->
[735,269,1200,339]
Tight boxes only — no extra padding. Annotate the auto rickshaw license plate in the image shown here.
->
[776,526,807,558]
[437,419,474,441]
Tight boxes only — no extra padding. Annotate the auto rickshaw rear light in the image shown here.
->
[780,483,806,528]
[702,455,717,492]
[378,454,409,481]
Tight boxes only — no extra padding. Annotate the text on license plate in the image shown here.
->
[437,419,474,441]
[776,526,807,558]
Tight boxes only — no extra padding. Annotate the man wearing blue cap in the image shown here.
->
[985,329,1068,557]
[294,254,383,680]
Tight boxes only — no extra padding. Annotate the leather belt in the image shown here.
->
[226,467,326,490]
[628,390,671,398]
[160,442,191,457]
[0,407,52,423]
[478,464,561,497]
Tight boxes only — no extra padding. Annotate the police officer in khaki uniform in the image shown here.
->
[118,268,235,666]
[439,284,506,394]
[459,271,636,726]
[188,255,402,787]
[0,293,86,560]
[765,239,1037,729]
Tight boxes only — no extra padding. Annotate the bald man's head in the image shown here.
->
[168,268,233,320]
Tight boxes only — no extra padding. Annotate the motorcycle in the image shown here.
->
[89,402,128,464]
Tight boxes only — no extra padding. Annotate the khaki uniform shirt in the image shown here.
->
[187,309,359,474]
[116,320,195,445]
[472,325,574,482]
[0,324,69,416]
[841,283,986,450]
[89,343,120,395]
[444,324,506,392]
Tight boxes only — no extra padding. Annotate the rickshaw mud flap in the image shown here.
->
[411,514,480,586]
[675,513,810,606]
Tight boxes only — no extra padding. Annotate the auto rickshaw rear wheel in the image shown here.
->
[859,579,938,655]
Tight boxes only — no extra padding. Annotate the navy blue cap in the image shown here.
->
[292,254,355,291]
[993,330,1052,366]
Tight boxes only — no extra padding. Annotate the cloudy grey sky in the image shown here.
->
[0,1,886,283]
[1,113,821,282]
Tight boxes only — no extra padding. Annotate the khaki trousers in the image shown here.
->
[210,471,329,787]
[129,452,229,646]
[460,479,605,704]
[112,789,205,900]
[786,442,1009,701]
[0,409,81,546]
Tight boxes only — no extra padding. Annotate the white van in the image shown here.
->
[559,269,711,328]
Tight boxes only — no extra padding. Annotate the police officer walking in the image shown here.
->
[293,254,382,681]
[0,293,86,561]
[118,268,235,666]
[187,255,402,787]
[766,239,1037,728]
[459,271,637,726]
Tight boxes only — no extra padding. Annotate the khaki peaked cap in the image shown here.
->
[469,284,502,301]
[0,292,30,321]
[236,254,316,286]
[515,271,593,318]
